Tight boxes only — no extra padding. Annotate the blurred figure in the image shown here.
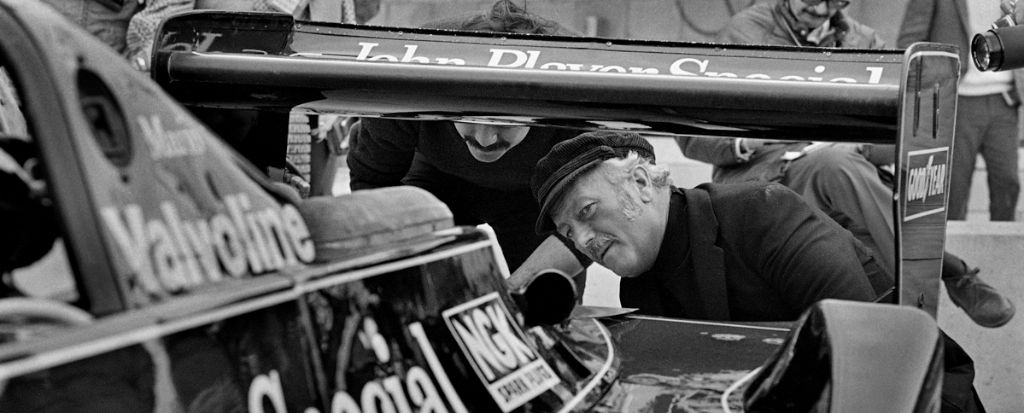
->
[716,0,883,47]
[1001,0,1024,24]
[900,0,1023,222]
[39,0,140,57]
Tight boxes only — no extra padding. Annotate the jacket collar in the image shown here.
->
[638,187,731,321]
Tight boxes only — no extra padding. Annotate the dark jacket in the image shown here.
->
[620,183,891,322]
[348,118,576,192]
[347,118,581,268]
[716,0,884,48]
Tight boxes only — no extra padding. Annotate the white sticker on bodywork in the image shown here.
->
[442,292,560,412]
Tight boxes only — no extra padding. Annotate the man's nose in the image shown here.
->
[473,126,500,146]
[571,226,596,254]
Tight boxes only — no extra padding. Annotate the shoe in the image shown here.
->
[944,268,1016,328]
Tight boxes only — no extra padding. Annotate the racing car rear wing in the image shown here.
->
[153,12,960,316]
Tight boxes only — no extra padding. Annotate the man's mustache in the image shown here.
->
[463,137,511,152]
[585,236,613,260]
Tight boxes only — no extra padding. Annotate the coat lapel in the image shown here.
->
[682,188,731,321]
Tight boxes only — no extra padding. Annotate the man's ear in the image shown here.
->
[629,165,654,202]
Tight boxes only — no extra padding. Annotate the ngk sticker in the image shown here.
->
[903,147,950,222]
[442,292,559,412]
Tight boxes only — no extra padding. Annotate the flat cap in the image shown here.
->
[531,131,654,234]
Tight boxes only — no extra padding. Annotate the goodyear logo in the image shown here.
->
[442,292,559,412]
[904,147,949,222]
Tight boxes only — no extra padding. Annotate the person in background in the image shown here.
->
[900,0,1022,224]
[698,0,1015,329]
[716,0,883,48]
[1002,0,1023,23]
[347,0,590,287]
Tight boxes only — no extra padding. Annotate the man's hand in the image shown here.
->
[1001,0,1023,26]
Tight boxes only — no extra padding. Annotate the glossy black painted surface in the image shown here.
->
[594,316,789,412]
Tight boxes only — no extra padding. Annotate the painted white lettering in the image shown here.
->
[282,205,315,264]
[487,49,539,68]
[356,42,379,60]
[211,214,247,276]
[226,194,265,273]
[181,218,224,282]
[405,366,448,413]
[361,381,395,413]
[136,115,207,160]
[409,322,468,413]
[382,376,414,413]
[331,391,361,413]
[401,45,430,64]
[101,206,163,293]
[248,371,287,413]
[162,203,204,286]
[102,194,316,297]
[866,67,884,84]
[669,57,707,76]
[148,219,187,291]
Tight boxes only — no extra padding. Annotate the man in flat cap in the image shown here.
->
[532,131,891,321]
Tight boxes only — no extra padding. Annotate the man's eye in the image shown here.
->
[577,203,595,219]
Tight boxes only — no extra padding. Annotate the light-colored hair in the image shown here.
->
[601,151,672,188]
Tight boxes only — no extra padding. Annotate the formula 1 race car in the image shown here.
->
[0,1,958,411]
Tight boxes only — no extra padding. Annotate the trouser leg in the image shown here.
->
[976,94,1020,221]
[783,144,896,274]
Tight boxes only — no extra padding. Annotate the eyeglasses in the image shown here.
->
[800,0,851,9]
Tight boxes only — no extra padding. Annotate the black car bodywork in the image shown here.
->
[0,1,958,411]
